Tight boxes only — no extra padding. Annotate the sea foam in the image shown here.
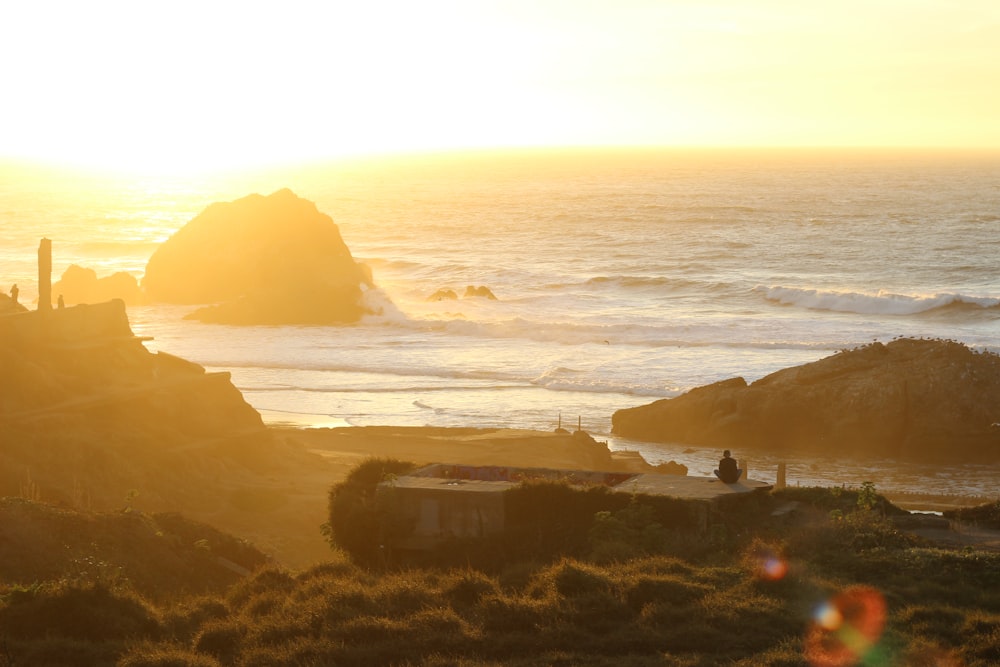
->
[759,286,1000,316]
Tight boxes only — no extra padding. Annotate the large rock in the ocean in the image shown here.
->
[52,264,143,306]
[142,188,373,324]
[612,339,1000,463]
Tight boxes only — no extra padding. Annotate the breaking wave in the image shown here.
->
[759,286,1000,316]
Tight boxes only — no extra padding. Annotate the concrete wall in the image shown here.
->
[383,483,506,550]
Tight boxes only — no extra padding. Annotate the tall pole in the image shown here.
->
[38,238,52,311]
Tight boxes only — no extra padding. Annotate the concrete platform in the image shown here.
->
[616,473,772,501]
[387,463,772,503]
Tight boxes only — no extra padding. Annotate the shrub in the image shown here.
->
[623,574,709,611]
[369,575,438,616]
[117,643,222,667]
[944,499,1000,529]
[501,481,622,562]
[9,636,119,667]
[324,458,417,566]
[588,499,668,563]
[0,582,160,641]
[443,569,501,607]
[160,595,228,642]
[479,594,548,634]
[235,636,340,667]
[526,559,612,599]
[193,618,246,662]
[226,567,294,608]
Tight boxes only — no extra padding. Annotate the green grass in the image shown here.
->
[3,483,1000,666]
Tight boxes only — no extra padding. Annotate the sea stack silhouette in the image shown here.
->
[143,188,374,325]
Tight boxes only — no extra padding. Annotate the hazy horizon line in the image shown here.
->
[4,143,1000,180]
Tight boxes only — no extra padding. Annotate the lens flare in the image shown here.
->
[814,601,843,631]
[806,586,887,667]
[761,555,789,580]
[749,544,789,581]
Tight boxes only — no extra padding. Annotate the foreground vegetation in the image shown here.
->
[2,473,999,666]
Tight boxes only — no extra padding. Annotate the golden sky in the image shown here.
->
[2,1,998,173]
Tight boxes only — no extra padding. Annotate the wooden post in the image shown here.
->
[38,238,52,311]
[739,458,748,481]
[776,463,786,490]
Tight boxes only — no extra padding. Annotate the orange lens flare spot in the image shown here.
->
[806,586,887,667]
[749,544,789,581]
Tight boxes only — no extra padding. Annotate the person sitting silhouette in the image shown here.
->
[714,449,742,483]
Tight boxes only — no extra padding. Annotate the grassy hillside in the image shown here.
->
[2,482,999,666]
[0,499,270,601]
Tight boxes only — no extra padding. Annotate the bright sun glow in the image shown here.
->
[2,1,999,174]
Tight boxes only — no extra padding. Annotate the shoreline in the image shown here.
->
[265,408,998,495]
[268,422,995,509]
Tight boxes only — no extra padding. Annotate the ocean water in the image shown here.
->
[2,149,999,498]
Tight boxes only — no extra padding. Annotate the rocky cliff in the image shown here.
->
[142,188,373,325]
[611,338,1000,463]
[0,300,263,436]
[0,300,268,508]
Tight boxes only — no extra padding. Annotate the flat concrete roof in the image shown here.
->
[384,463,772,502]
[617,474,772,501]
[387,476,516,493]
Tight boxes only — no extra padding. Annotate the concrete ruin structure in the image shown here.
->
[378,463,772,550]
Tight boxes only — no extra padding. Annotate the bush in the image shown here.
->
[623,574,709,611]
[944,499,1000,529]
[160,595,228,642]
[193,618,246,663]
[0,582,160,641]
[588,499,668,562]
[118,643,222,667]
[443,569,501,607]
[324,458,417,566]
[226,567,295,608]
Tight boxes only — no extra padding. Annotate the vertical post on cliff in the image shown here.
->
[739,458,748,481]
[776,462,786,489]
[38,238,52,312]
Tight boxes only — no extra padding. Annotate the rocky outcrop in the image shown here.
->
[428,289,458,301]
[142,189,373,325]
[427,286,498,301]
[0,300,264,439]
[0,293,27,315]
[612,339,1000,463]
[52,264,143,306]
[0,299,284,526]
[464,285,497,300]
